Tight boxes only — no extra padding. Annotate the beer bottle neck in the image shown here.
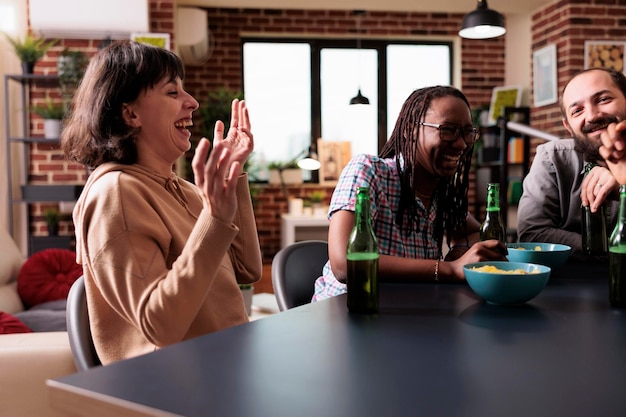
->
[355,196,370,229]
[486,189,500,212]
[618,185,626,223]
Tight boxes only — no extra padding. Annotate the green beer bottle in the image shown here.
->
[609,184,626,307]
[347,187,379,314]
[582,163,608,256]
[479,183,506,242]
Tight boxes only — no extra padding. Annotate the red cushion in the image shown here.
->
[17,249,83,309]
[0,311,32,334]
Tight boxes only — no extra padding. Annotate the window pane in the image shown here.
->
[243,43,311,181]
[386,45,451,137]
[320,48,378,158]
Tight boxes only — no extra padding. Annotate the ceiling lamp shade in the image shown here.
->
[458,0,506,40]
[350,89,370,105]
[297,151,321,171]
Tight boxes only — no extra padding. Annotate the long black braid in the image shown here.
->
[379,86,474,257]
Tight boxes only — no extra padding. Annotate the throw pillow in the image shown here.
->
[18,249,83,309]
[14,300,68,332]
[0,311,32,334]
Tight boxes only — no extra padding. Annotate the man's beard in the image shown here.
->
[573,115,620,163]
[573,135,601,162]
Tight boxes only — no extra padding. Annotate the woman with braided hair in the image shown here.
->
[313,85,507,301]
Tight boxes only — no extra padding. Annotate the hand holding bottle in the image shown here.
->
[581,163,609,256]
[580,164,618,213]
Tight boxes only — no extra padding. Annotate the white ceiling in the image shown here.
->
[177,0,547,15]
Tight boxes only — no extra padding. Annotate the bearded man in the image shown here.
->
[517,68,626,261]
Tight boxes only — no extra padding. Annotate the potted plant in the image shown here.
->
[3,33,57,74]
[268,161,302,185]
[57,48,89,100]
[308,190,327,217]
[43,207,60,236]
[199,87,244,140]
[32,98,65,139]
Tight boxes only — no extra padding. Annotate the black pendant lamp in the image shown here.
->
[459,0,506,40]
[349,10,370,106]
[350,89,370,105]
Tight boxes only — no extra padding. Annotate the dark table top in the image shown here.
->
[49,260,626,417]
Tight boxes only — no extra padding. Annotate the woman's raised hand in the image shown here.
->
[213,99,254,175]
[191,99,254,224]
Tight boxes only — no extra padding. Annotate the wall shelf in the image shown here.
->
[5,74,77,255]
[474,106,531,242]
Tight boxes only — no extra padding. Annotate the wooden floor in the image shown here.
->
[253,264,274,294]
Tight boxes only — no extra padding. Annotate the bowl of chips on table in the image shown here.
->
[506,242,572,270]
[463,261,551,305]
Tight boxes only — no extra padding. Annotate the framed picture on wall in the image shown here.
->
[317,139,352,185]
[533,43,558,107]
[131,33,171,50]
[487,85,523,125]
[584,41,626,73]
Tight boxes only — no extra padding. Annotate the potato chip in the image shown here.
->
[471,265,540,274]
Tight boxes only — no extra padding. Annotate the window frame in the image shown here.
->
[241,37,454,173]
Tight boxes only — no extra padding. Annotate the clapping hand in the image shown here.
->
[599,120,626,185]
[215,99,254,175]
[192,99,254,224]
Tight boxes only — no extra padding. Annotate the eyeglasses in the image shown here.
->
[419,122,480,144]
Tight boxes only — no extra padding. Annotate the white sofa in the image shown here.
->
[0,227,77,417]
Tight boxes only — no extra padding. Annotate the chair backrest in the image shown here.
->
[272,240,328,311]
[66,275,101,371]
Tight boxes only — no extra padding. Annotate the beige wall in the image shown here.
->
[505,13,533,106]
[0,0,28,254]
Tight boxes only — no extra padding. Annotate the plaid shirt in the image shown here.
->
[313,154,439,301]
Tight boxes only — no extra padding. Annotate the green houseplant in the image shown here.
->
[308,190,325,206]
[58,48,89,87]
[199,87,244,140]
[267,160,301,186]
[58,48,89,103]
[32,98,65,139]
[3,33,57,74]
[43,207,60,236]
[32,98,65,119]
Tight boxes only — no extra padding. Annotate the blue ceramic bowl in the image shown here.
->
[463,261,551,305]
[506,242,572,270]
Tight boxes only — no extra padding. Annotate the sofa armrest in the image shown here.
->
[0,281,25,314]
[0,331,77,417]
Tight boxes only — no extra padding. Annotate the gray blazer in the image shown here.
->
[517,138,618,261]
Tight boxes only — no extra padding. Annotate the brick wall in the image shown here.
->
[252,184,334,263]
[182,7,505,262]
[530,0,626,161]
[26,0,175,236]
[27,2,624,264]
[185,8,504,115]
